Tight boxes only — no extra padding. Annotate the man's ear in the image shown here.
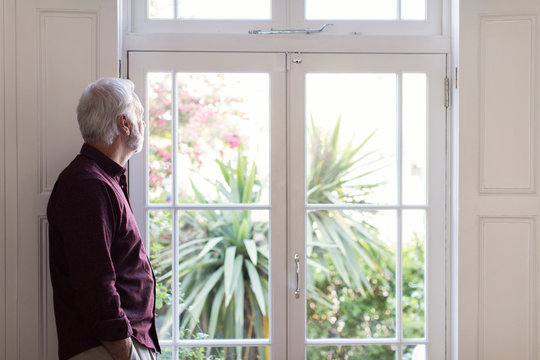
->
[116,114,130,136]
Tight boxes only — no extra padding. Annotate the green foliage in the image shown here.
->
[304,117,425,359]
[402,232,426,339]
[306,116,391,300]
[149,114,426,360]
[306,234,425,360]
[149,211,173,339]
[307,116,382,205]
[175,147,269,359]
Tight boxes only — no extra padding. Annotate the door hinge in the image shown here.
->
[118,59,122,78]
[444,76,450,108]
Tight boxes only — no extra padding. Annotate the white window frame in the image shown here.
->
[127,50,448,360]
[128,0,443,36]
[129,0,287,34]
[123,0,452,358]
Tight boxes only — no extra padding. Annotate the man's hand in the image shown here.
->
[102,337,133,360]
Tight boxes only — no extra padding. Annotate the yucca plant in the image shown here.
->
[150,117,392,358]
[176,147,269,360]
[306,116,392,305]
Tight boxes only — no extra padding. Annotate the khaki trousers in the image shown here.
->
[69,338,157,360]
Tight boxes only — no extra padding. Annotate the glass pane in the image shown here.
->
[401,0,426,20]
[178,0,270,19]
[149,0,174,19]
[306,0,397,20]
[177,73,270,204]
[307,345,396,360]
[148,73,173,204]
[402,73,427,205]
[306,74,397,205]
[403,344,426,360]
[158,347,174,360]
[402,210,426,338]
[306,210,396,339]
[177,210,269,340]
[179,347,269,359]
[149,210,173,340]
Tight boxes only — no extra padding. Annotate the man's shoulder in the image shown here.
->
[58,154,109,183]
[51,155,115,199]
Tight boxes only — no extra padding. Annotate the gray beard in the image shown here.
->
[128,128,144,153]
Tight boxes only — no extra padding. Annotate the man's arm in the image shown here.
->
[102,338,133,360]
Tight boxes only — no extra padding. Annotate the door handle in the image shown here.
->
[294,254,300,299]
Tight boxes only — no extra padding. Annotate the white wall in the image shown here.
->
[2,0,19,358]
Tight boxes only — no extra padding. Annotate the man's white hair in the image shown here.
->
[77,77,137,145]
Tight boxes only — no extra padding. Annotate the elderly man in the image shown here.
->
[47,78,160,360]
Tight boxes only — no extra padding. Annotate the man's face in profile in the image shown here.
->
[127,94,145,154]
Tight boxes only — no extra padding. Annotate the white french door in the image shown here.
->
[287,54,446,359]
[129,52,288,359]
[128,52,446,360]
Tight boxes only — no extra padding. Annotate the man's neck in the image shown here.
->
[88,140,132,167]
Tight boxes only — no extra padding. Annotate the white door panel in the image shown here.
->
[13,0,117,358]
[457,0,540,359]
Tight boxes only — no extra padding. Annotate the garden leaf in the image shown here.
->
[236,218,249,244]
[244,239,258,266]
[208,283,224,338]
[245,260,266,316]
[234,275,245,340]
[242,163,257,203]
[190,179,207,203]
[330,116,342,153]
[189,267,224,328]
[216,159,230,184]
[226,255,243,306]
[224,246,237,301]
[197,237,223,259]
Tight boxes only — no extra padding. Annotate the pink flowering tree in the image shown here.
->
[147,74,261,349]
[147,74,249,204]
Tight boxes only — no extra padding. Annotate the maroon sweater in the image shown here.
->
[47,143,160,360]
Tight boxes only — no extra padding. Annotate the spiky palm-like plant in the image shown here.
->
[306,116,392,304]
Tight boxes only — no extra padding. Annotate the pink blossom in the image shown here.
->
[159,149,171,161]
[156,117,166,127]
[224,134,241,149]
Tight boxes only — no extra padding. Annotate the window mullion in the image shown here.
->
[171,71,179,348]
[396,72,404,360]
